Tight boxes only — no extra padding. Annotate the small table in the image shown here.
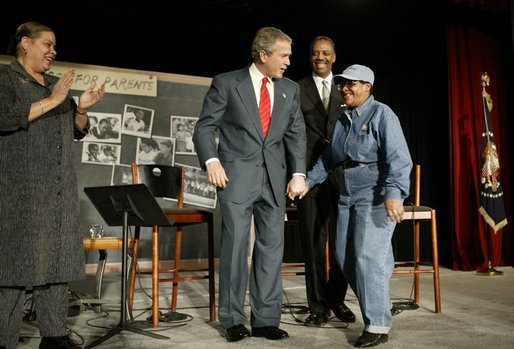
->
[83,237,133,312]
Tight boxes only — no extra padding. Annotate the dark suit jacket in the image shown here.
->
[297,75,344,196]
[193,66,306,205]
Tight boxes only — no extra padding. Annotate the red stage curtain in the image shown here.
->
[447,25,512,270]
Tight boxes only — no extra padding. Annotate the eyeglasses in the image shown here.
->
[336,80,362,91]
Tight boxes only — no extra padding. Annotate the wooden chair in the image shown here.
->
[127,163,216,327]
[395,164,441,313]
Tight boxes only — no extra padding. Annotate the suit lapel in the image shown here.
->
[327,84,344,140]
[236,70,264,139]
[268,78,287,140]
[305,78,327,116]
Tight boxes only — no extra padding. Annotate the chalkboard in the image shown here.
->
[0,55,220,265]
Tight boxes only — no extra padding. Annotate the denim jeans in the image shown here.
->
[334,163,395,334]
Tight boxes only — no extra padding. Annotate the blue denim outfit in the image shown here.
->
[306,95,412,334]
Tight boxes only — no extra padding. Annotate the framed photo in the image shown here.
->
[82,112,122,143]
[81,141,121,165]
[170,115,197,155]
[177,163,217,209]
[121,104,154,137]
[152,136,176,166]
[135,137,158,165]
[111,164,132,185]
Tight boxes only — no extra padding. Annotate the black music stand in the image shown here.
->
[84,184,173,348]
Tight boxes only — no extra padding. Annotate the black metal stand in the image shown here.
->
[83,184,173,348]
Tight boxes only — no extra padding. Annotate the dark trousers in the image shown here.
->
[218,169,285,329]
[297,178,348,314]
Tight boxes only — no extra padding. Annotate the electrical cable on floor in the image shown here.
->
[391,217,422,315]
[280,288,349,329]
[125,306,192,332]
[281,286,309,324]
[391,273,420,315]
[86,310,114,329]
[392,301,419,312]
[126,244,194,327]
[65,327,85,347]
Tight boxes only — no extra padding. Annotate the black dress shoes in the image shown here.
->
[40,336,81,349]
[224,324,250,342]
[354,331,388,347]
[251,326,289,340]
[330,302,356,323]
[304,312,329,327]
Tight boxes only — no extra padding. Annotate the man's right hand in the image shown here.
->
[206,160,229,188]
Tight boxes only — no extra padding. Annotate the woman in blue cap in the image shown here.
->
[296,64,413,348]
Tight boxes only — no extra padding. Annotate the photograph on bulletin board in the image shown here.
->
[111,164,132,185]
[152,136,176,166]
[81,142,121,166]
[171,115,197,155]
[82,112,122,143]
[122,104,154,137]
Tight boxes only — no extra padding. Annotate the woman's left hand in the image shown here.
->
[385,198,404,223]
[78,83,106,111]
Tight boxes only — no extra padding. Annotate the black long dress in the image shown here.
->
[0,59,86,287]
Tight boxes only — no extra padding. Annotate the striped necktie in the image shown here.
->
[322,80,330,111]
[259,77,271,137]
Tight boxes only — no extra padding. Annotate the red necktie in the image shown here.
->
[259,76,271,138]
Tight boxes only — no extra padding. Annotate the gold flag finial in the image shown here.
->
[481,72,493,111]
[481,72,490,88]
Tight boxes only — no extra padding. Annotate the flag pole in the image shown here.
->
[476,229,503,276]
[476,72,504,277]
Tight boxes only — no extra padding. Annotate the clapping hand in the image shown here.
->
[51,69,75,105]
[78,81,106,111]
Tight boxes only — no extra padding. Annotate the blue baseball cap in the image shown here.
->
[333,64,375,86]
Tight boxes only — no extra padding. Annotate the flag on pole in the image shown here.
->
[478,72,508,233]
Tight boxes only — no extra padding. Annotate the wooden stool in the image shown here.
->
[394,165,441,313]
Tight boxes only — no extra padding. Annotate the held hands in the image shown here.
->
[206,160,229,188]
[286,175,308,201]
[385,198,404,223]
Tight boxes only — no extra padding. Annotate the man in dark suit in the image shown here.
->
[296,36,356,327]
[193,27,306,343]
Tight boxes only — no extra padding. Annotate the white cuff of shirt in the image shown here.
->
[205,158,304,178]
[205,158,220,165]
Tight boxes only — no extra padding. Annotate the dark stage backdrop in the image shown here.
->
[0,1,455,268]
